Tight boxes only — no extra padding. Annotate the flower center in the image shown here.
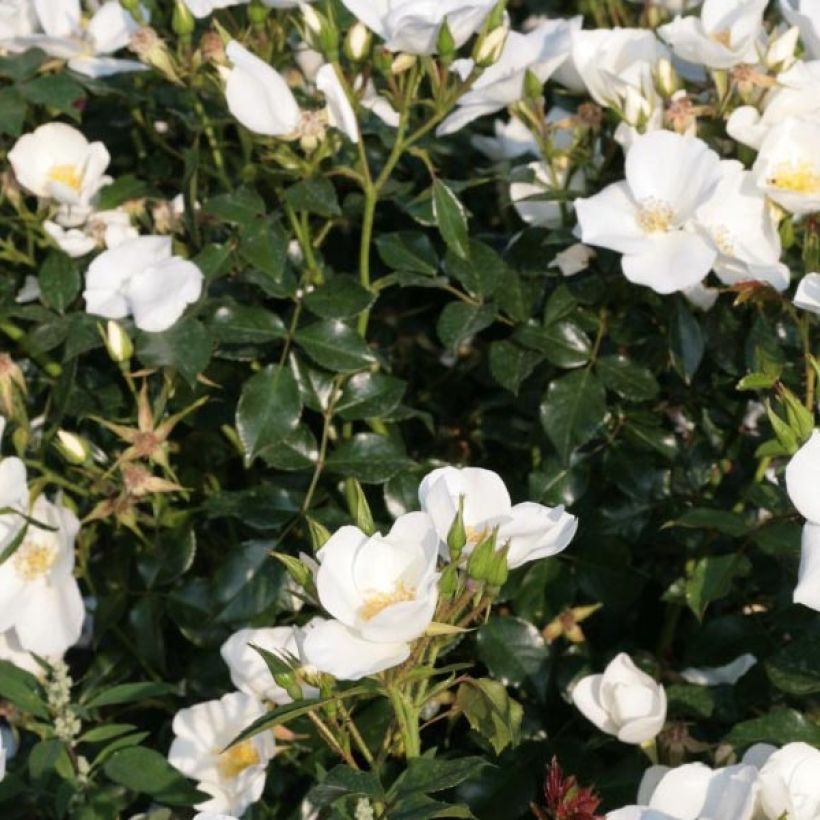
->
[359,581,416,621]
[712,225,735,256]
[710,29,732,48]
[217,740,261,779]
[636,198,675,234]
[465,526,489,545]
[14,537,58,582]
[768,161,820,194]
[48,164,83,193]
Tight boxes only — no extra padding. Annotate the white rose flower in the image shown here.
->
[571,652,667,744]
[194,813,239,820]
[301,617,412,680]
[658,0,767,69]
[607,810,676,820]
[694,160,789,291]
[314,512,440,643]
[0,0,38,43]
[168,691,275,817]
[753,116,820,215]
[728,60,820,151]
[418,466,577,569]
[758,742,820,820]
[550,243,596,277]
[184,0,307,17]
[9,123,111,210]
[315,63,359,143]
[44,207,137,259]
[567,28,669,111]
[471,117,540,162]
[437,18,579,136]
[220,621,321,704]
[636,762,759,819]
[781,0,820,57]
[0,495,84,657]
[794,272,820,314]
[576,130,721,295]
[0,448,28,553]
[13,0,147,78]
[339,0,496,55]
[83,235,204,333]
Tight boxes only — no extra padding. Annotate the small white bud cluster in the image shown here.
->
[46,660,82,744]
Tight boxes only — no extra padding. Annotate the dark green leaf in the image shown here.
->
[597,355,660,401]
[304,278,376,319]
[336,372,406,420]
[437,302,496,351]
[489,341,542,394]
[476,618,549,698]
[284,178,341,217]
[103,747,205,805]
[516,321,591,368]
[136,319,212,386]
[767,636,820,695]
[433,180,469,260]
[326,433,413,484]
[296,320,376,372]
[539,370,606,462]
[203,187,265,226]
[38,251,80,313]
[376,232,438,275]
[455,678,522,755]
[85,682,176,709]
[239,219,288,282]
[686,555,751,620]
[670,300,705,383]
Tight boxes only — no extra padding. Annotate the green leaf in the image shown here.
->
[489,341,542,394]
[445,240,507,298]
[84,682,177,709]
[203,187,265,226]
[725,708,820,749]
[260,425,318,471]
[239,219,288,283]
[0,87,26,136]
[136,319,212,387]
[376,232,438,275]
[670,300,705,383]
[38,251,80,314]
[666,684,715,719]
[433,180,470,260]
[667,508,749,537]
[597,355,660,401]
[208,301,286,345]
[284,178,341,217]
[539,369,606,463]
[767,636,820,695]
[296,320,377,372]
[308,764,385,807]
[326,433,413,484]
[96,175,151,210]
[29,740,74,782]
[336,372,406,420]
[236,364,302,465]
[516,321,591,368]
[20,73,85,118]
[476,617,549,698]
[393,756,493,797]
[437,302,496,351]
[103,747,205,806]
[304,277,376,319]
[456,678,523,755]
[686,554,751,620]
[0,660,48,718]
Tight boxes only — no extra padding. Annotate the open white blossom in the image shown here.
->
[437,18,579,136]
[571,652,667,744]
[753,116,820,214]
[12,0,146,78]
[314,513,440,643]
[781,0,820,57]
[694,160,789,291]
[419,466,577,569]
[339,0,496,55]
[44,208,137,259]
[727,60,820,150]
[0,495,84,657]
[0,0,37,43]
[168,691,275,817]
[576,130,721,294]
[83,235,204,333]
[9,123,111,216]
[659,0,768,69]
[220,622,320,704]
[758,742,820,820]
[0,442,27,554]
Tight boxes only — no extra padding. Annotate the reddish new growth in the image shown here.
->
[531,757,604,820]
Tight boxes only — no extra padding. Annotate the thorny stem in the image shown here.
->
[307,710,359,769]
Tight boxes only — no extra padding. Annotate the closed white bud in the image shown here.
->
[475,24,508,67]
[390,53,417,75]
[656,57,679,97]
[56,430,91,465]
[345,21,371,62]
[105,320,133,363]
[301,3,322,35]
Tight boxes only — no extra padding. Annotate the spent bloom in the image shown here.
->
[83,235,204,333]
[418,466,577,569]
[575,130,721,294]
[168,691,275,816]
[571,653,667,744]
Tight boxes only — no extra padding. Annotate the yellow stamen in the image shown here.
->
[48,164,82,192]
[769,161,820,194]
[637,199,675,234]
[359,581,416,620]
[465,526,489,545]
[710,29,732,48]
[217,740,261,779]
[14,539,58,581]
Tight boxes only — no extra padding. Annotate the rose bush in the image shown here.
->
[0,0,820,818]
